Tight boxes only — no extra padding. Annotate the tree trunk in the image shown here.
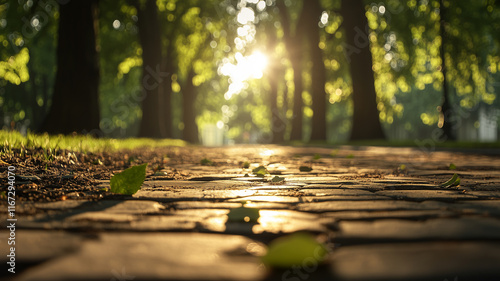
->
[182,68,198,143]
[279,0,305,141]
[136,0,167,138]
[39,0,100,135]
[342,0,386,140]
[161,51,174,138]
[439,0,455,141]
[306,0,327,141]
[269,68,286,143]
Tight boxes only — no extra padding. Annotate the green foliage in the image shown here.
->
[261,233,328,268]
[227,204,260,223]
[110,164,147,195]
[252,165,269,177]
[2,0,499,142]
[299,166,313,172]
[271,176,285,183]
[439,173,461,188]
[200,158,213,166]
[0,130,185,156]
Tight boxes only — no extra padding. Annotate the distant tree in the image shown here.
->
[438,0,454,141]
[306,0,327,141]
[265,24,286,143]
[133,0,167,138]
[278,0,306,141]
[39,0,100,135]
[341,0,385,140]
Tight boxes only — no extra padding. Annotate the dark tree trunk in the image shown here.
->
[305,0,327,141]
[266,25,286,144]
[439,0,455,141]
[39,0,100,135]
[269,67,286,143]
[279,0,305,141]
[161,48,175,138]
[182,68,198,143]
[136,0,167,138]
[342,0,385,140]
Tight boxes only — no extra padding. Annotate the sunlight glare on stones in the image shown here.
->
[259,149,274,157]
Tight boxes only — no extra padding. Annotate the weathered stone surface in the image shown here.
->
[1,230,84,264]
[297,200,448,212]
[228,195,299,203]
[331,242,500,281]
[335,217,500,242]
[11,145,500,281]
[17,233,267,281]
[34,200,90,210]
[321,209,456,221]
[376,190,478,201]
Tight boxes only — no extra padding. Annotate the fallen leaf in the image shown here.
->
[227,205,260,222]
[299,166,313,172]
[261,233,328,267]
[439,173,460,188]
[252,165,269,177]
[271,176,285,183]
[110,164,147,195]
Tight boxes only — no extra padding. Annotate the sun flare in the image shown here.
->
[220,51,268,99]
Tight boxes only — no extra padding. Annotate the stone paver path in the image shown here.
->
[2,145,500,281]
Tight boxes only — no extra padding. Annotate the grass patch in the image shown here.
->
[0,130,186,156]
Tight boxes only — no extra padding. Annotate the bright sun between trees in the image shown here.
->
[219,51,268,100]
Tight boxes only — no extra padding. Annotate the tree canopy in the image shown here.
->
[1,0,499,143]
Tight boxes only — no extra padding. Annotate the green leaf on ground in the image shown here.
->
[261,233,328,267]
[449,163,457,170]
[252,165,269,177]
[439,173,461,188]
[400,164,407,171]
[110,163,147,195]
[200,158,213,166]
[313,153,321,160]
[227,205,260,222]
[299,166,313,172]
[346,154,354,159]
[330,149,339,157]
[271,176,285,183]
[242,161,250,168]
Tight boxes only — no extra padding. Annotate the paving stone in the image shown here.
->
[300,195,391,202]
[284,176,340,184]
[376,190,478,201]
[228,195,300,203]
[0,230,84,264]
[467,190,500,199]
[34,200,90,210]
[382,183,443,190]
[322,210,457,221]
[450,200,500,216]
[254,210,328,234]
[335,217,500,243]
[297,200,448,213]
[172,201,291,210]
[299,188,375,196]
[249,184,305,190]
[17,233,267,281]
[331,242,500,281]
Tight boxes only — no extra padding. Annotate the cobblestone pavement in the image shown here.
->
[2,145,500,281]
